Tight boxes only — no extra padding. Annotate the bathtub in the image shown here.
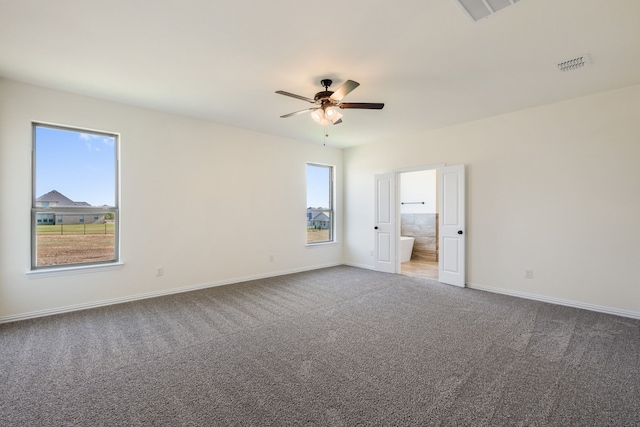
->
[400,236,415,263]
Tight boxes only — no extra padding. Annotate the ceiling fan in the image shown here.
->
[276,79,384,125]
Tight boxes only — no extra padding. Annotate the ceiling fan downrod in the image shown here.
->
[315,79,334,103]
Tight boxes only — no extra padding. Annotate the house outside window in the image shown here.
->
[306,163,334,244]
[36,213,54,224]
[32,123,119,269]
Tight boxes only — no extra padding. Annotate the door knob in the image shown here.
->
[374,226,379,230]
[458,230,463,235]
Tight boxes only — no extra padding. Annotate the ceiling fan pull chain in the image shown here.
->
[323,123,328,146]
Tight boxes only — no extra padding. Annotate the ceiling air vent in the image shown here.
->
[557,55,591,72]
[453,0,524,22]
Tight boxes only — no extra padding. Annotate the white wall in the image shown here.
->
[0,79,343,320]
[400,170,436,214]
[3,78,639,320]
[344,84,640,314]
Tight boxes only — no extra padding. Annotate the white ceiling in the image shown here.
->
[1,0,639,148]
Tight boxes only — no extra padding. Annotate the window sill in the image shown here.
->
[306,241,337,247]
[26,262,124,279]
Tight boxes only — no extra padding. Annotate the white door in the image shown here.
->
[374,173,396,273]
[438,165,466,287]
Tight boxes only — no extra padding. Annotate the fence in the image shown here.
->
[37,223,115,235]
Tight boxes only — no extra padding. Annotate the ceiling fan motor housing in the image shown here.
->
[314,91,334,104]
[315,79,335,105]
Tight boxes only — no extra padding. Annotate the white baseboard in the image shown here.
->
[342,261,375,270]
[467,282,640,320]
[0,262,342,324]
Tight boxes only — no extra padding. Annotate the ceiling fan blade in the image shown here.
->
[339,102,385,110]
[280,108,316,118]
[275,90,315,103]
[329,80,360,102]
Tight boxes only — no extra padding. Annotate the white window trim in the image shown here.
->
[31,122,121,271]
[26,262,124,278]
[306,162,335,245]
[305,241,337,247]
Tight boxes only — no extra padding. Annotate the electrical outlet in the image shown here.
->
[269,255,274,262]
[156,266,163,276]
[524,269,533,279]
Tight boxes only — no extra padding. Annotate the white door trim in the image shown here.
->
[393,163,446,174]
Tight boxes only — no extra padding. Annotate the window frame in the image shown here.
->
[306,162,335,245]
[31,122,120,271]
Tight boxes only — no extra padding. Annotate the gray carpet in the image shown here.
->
[1,266,638,426]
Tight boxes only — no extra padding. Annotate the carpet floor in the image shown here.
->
[1,266,638,426]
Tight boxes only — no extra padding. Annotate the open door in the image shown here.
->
[374,173,396,273]
[438,165,466,287]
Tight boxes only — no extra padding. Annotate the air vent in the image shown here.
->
[557,55,591,72]
[453,0,524,22]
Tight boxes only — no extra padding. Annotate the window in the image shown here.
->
[306,163,334,244]
[32,123,119,269]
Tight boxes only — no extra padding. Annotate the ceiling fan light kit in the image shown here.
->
[310,109,324,124]
[325,106,338,119]
[311,106,343,125]
[276,79,384,126]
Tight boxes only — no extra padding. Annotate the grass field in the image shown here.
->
[36,223,115,266]
[307,227,331,243]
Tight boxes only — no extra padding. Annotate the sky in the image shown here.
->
[306,164,331,209]
[34,125,116,207]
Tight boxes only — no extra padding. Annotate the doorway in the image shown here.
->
[374,164,465,286]
[398,169,439,279]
